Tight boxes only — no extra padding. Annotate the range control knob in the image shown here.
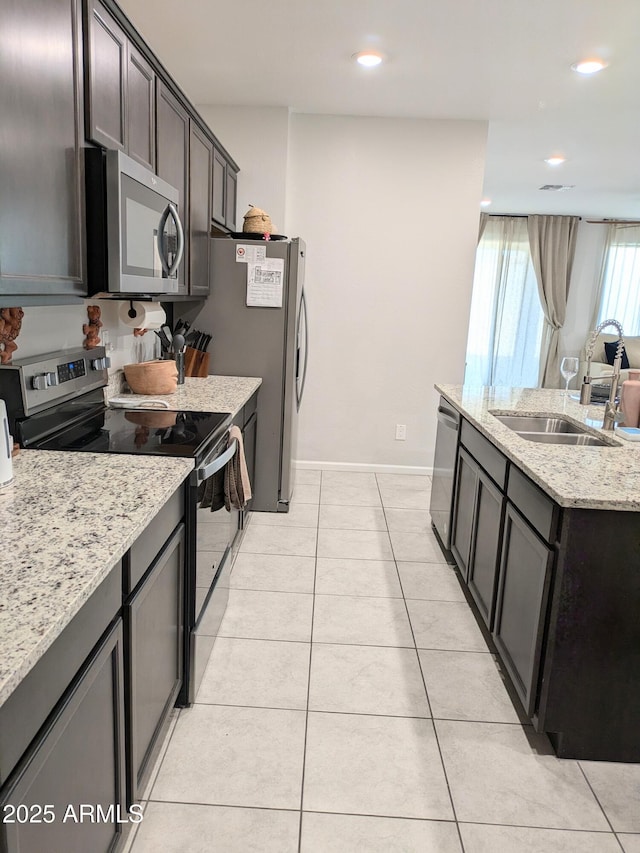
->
[31,372,59,390]
[91,356,111,370]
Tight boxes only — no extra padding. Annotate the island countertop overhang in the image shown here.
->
[435,384,640,511]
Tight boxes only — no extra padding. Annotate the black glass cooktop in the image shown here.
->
[33,407,232,461]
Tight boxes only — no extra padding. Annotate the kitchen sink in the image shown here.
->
[519,432,611,446]
[491,413,614,446]
[493,415,587,434]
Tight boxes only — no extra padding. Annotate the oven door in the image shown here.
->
[189,435,239,702]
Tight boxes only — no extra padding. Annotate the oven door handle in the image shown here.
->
[196,438,237,481]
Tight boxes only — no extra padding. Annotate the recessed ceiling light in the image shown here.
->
[571,59,608,75]
[353,51,383,67]
[544,156,566,166]
[480,198,492,207]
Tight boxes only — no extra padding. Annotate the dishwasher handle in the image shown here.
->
[196,438,237,481]
[437,406,460,431]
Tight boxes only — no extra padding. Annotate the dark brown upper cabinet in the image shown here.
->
[84,0,155,170]
[225,166,238,231]
[212,146,238,232]
[189,124,213,297]
[0,0,86,302]
[212,148,227,228]
[125,43,155,169]
[155,81,189,295]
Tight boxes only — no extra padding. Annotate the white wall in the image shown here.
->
[12,300,160,368]
[286,114,487,471]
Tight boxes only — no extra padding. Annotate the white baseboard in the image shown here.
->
[295,459,433,476]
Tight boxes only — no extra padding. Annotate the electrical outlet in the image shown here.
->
[395,424,407,441]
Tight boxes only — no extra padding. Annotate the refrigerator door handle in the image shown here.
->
[296,288,309,410]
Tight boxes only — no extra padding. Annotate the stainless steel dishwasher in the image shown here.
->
[430,397,461,550]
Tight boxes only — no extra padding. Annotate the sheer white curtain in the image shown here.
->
[465,217,545,387]
[596,224,640,335]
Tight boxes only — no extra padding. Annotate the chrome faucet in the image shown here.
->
[580,318,625,430]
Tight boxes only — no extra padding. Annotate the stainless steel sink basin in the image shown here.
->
[518,432,611,447]
[492,413,614,446]
[494,415,587,434]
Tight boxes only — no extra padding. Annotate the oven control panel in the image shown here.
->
[0,346,110,420]
[57,359,87,383]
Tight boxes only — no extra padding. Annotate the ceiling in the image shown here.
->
[120,0,640,218]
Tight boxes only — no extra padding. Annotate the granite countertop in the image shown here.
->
[436,384,640,511]
[109,374,262,418]
[0,450,193,707]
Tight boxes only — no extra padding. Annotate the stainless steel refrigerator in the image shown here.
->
[200,237,308,512]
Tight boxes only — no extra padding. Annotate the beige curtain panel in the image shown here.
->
[527,215,579,387]
[478,211,489,244]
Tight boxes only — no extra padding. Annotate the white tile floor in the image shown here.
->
[127,470,640,853]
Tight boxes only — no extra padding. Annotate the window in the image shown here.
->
[465,217,545,387]
[596,224,640,335]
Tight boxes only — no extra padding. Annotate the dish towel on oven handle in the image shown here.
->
[197,464,225,512]
[224,425,252,511]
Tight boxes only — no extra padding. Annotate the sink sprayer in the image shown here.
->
[580,319,625,430]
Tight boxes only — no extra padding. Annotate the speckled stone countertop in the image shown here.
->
[436,384,640,511]
[109,374,261,418]
[0,450,193,708]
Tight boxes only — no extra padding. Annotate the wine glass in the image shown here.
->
[560,356,579,395]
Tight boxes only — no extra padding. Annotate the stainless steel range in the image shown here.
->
[0,346,239,704]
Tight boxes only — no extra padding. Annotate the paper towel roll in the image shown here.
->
[118,301,166,330]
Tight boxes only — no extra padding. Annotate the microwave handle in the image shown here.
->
[157,203,185,278]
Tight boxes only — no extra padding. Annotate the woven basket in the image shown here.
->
[123,360,178,395]
[243,205,273,234]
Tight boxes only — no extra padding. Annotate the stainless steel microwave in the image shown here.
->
[86,148,184,295]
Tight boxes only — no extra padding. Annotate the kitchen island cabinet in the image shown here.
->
[436,384,640,762]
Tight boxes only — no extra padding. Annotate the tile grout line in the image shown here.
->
[126,708,183,851]
[576,762,627,848]
[375,472,467,853]
[296,471,323,853]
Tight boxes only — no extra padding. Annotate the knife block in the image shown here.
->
[184,346,210,378]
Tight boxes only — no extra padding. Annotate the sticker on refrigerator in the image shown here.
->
[235,244,266,263]
[246,258,284,307]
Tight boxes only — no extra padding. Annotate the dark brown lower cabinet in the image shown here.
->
[450,447,477,578]
[467,467,504,628]
[451,447,503,627]
[0,621,126,853]
[242,410,257,516]
[125,524,184,804]
[444,412,640,760]
[492,503,553,717]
